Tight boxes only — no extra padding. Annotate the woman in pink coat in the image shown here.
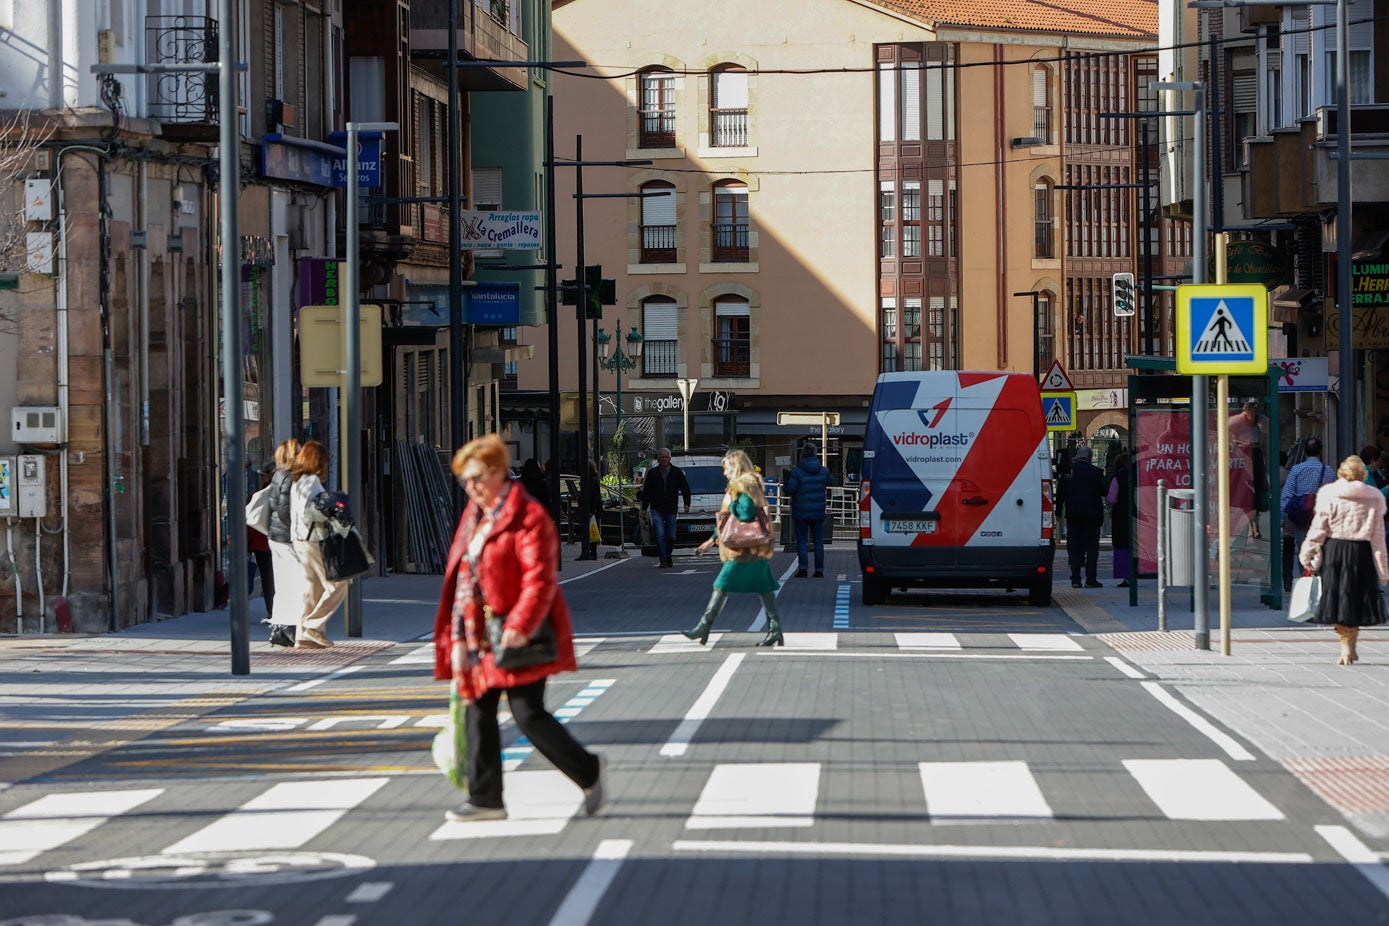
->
[433,434,606,821]
[1299,454,1388,665]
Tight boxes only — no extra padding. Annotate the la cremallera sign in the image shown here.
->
[458,211,542,250]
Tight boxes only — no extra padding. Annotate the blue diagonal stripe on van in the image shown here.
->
[834,583,850,629]
[503,679,614,770]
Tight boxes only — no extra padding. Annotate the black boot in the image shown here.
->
[757,600,784,647]
[268,625,295,648]
[683,590,726,645]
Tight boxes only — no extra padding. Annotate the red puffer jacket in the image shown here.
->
[433,483,577,698]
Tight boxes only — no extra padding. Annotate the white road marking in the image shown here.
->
[894,632,961,649]
[431,770,581,839]
[307,716,409,731]
[1140,681,1256,761]
[748,560,802,633]
[661,654,745,758]
[388,644,435,665]
[206,717,310,733]
[547,839,633,926]
[346,881,395,902]
[763,651,1091,662]
[686,763,820,829]
[285,666,363,692]
[919,761,1053,821]
[672,839,1312,865]
[0,789,163,866]
[1104,656,1146,679]
[781,633,838,650]
[650,633,725,654]
[560,559,626,583]
[162,778,388,854]
[573,638,605,657]
[1123,759,1283,820]
[1316,825,1389,903]
[313,917,357,926]
[1007,633,1084,652]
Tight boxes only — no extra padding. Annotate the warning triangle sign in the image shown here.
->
[1045,399,1070,424]
[1040,360,1074,391]
[1193,300,1251,355]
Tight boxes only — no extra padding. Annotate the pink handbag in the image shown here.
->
[718,508,771,549]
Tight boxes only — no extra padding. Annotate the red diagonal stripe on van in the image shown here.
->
[957,372,1005,389]
[912,374,1043,547]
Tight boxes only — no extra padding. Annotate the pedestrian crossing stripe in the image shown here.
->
[1176,283,1269,375]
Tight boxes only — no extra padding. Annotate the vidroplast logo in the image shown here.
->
[890,430,975,448]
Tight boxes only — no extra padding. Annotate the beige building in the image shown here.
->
[528,0,1156,472]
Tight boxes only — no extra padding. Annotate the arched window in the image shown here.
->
[713,297,750,377]
[638,68,676,148]
[641,296,679,377]
[1034,180,1054,259]
[1032,64,1052,142]
[639,181,677,263]
[712,181,749,262]
[710,66,748,147]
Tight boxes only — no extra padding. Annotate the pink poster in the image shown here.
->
[1135,409,1190,574]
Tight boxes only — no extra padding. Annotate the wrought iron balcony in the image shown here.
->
[711,338,750,378]
[145,16,218,132]
[711,109,747,147]
[639,113,676,149]
[642,339,679,377]
[712,223,749,262]
[640,224,677,263]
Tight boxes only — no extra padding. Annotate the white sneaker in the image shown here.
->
[444,802,507,823]
[583,754,608,816]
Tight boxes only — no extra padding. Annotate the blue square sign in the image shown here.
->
[1176,283,1268,374]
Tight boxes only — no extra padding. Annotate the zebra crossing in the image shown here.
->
[645,631,1091,654]
[0,756,1291,872]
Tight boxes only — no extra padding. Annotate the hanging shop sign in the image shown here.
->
[1271,357,1330,393]
[1325,303,1389,350]
[457,211,543,250]
[1352,261,1389,308]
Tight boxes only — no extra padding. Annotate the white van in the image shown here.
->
[857,371,1055,606]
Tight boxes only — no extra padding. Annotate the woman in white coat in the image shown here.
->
[291,440,348,649]
[267,439,305,646]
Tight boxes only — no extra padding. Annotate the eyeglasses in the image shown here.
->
[459,470,493,484]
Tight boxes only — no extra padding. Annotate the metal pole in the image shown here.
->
[1215,234,1231,655]
[615,324,624,552]
[544,96,563,535]
[447,0,466,513]
[591,283,601,484]
[220,0,248,676]
[574,136,593,559]
[1336,0,1354,459]
[1192,82,1210,652]
[1141,121,1156,357]
[1157,479,1168,632]
[343,124,363,638]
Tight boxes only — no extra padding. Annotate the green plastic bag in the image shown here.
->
[431,685,468,790]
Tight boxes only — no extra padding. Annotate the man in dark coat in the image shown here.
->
[1061,445,1107,588]
[785,443,833,577]
[640,448,691,568]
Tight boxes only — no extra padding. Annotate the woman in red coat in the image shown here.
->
[433,434,605,822]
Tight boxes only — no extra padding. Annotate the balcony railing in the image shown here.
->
[642,339,679,377]
[711,109,748,147]
[639,112,676,149]
[712,338,750,377]
[145,16,218,125]
[640,224,677,263]
[1034,221,1053,259]
[712,223,749,262]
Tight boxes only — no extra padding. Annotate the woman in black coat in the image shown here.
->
[1107,452,1131,587]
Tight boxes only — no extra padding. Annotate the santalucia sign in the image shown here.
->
[458,210,543,250]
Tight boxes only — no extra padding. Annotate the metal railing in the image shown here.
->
[712,223,749,262]
[640,224,677,263]
[711,109,748,147]
[771,485,861,541]
[642,339,678,377]
[639,113,676,149]
[145,15,218,124]
[711,337,750,377]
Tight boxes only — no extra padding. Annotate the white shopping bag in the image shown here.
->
[1288,575,1320,623]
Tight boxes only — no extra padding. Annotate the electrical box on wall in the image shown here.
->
[17,454,45,518]
[12,406,63,443]
[0,457,14,515]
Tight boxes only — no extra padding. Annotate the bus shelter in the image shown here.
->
[1125,359,1282,610]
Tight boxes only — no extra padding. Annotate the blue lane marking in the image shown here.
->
[834,583,850,629]
[503,679,614,766]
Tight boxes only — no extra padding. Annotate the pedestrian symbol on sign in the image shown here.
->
[1193,299,1252,356]
[1045,399,1069,424]
[1176,284,1268,375]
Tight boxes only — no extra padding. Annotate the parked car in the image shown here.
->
[635,455,727,556]
[557,475,643,546]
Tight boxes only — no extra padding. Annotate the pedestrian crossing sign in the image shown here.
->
[1041,391,1076,431]
[1176,283,1268,375]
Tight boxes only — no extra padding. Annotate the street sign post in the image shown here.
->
[1175,283,1269,375]
[1041,391,1077,432]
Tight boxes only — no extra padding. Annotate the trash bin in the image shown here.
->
[1166,488,1194,586]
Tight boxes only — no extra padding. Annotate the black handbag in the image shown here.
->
[323,528,373,581]
[485,604,558,669]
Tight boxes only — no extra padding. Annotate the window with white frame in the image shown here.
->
[710,66,749,147]
[1032,64,1052,142]
[639,68,677,148]
[879,64,897,142]
[639,181,677,263]
[900,63,921,142]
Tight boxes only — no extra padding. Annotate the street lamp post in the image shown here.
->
[597,320,643,552]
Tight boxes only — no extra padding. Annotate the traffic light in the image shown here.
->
[584,264,616,320]
[1112,272,1136,317]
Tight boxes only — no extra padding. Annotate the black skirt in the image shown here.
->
[1313,538,1388,627]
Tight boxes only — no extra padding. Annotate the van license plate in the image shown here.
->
[886,520,936,533]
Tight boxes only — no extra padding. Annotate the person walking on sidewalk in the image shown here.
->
[290,440,347,650]
[683,450,784,647]
[266,440,303,648]
[1281,437,1335,566]
[640,448,691,568]
[786,442,833,578]
[432,434,605,822]
[1299,454,1388,665]
[1061,445,1106,588]
[1107,452,1131,587]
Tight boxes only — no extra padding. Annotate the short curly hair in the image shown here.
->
[452,433,510,480]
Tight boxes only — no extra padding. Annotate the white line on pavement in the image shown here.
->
[1007,633,1084,652]
[671,839,1313,865]
[285,665,364,693]
[894,632,962,650]
[661,653,745,758]
[1123,759,1283,820]
[748,560,802,633]
[1139,681,1255,761]
[0,789,163,866]
[313,917,357,926]
[346,882,395,902]
[547,839,633,926]
[761,651,1092,662]
[1104,656,1147,679]
[560,559,627,584]
[163,778,388,854]
[919,761,1053,821]
[686,763,820,829]
[1318,825,1389,903]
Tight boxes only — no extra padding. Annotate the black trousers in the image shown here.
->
[1066,517,1101,583]
[253,548,275,616]
[465,677,599,808]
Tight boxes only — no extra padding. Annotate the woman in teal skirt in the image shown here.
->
[682,450,784,647]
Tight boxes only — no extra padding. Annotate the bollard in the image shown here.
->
[1156,479,1167,632]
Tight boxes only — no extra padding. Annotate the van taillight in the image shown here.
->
[859,479,872,538]
[1041,478,1053,540]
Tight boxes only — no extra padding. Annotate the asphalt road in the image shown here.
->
[2,548,1388,925]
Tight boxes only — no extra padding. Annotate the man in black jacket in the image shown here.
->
[1062,445,1107,588]
[640,448,691,568]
